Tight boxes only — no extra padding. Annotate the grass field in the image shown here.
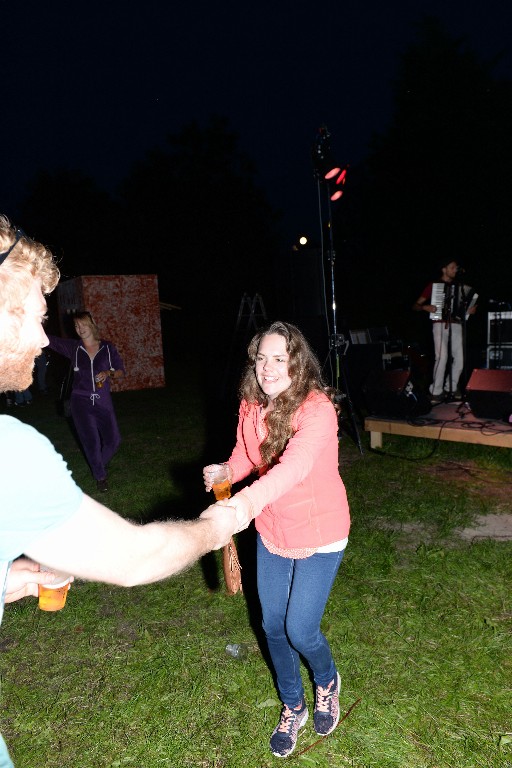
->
[1,362,511,767]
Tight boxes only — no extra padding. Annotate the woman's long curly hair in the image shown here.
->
[239,321,333,466]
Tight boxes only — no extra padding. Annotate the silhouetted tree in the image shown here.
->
[117,117,282,333]
[17,118,282,336]
[19,169,120,278]
[341,17,512,344]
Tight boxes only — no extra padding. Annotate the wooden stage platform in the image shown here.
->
[365,401,512,450]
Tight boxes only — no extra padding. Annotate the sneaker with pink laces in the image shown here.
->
[313,672,340,735]
[269,699,309,757]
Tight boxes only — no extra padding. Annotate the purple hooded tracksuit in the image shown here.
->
[48,335,125,481]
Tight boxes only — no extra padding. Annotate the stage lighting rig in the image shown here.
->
[312,125,341,180]
[311,127,361,452]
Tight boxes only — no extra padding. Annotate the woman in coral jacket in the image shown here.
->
[48,311,124,492]
[203,321,350,758]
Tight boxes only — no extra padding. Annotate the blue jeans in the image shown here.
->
[256,533,345,708]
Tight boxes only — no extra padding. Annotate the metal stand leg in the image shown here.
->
[331,334,364,455]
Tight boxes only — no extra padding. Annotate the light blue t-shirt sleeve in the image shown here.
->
[0,417,81,767]
[0,732,14,768]
[0,415,83,561]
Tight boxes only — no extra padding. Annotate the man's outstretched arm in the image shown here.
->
[25,494,238,587]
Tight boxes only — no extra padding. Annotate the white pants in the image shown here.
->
[430,322,463,396]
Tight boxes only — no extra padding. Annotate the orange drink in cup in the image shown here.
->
[38,568,72,612]
[213,478,231,500]
[208,465,232,501]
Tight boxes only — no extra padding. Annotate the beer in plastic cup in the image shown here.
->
[208,465,232,500]
[38,568,72,612]
[213,478,231,500]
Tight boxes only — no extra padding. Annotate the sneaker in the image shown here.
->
[96,478,108,492]
[270,700,309,758]
[314,672,341,736]
[430,394,443,404]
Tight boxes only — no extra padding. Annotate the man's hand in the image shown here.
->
[5,558,71,604]
[220,493,255,534]
[199,503,239,549]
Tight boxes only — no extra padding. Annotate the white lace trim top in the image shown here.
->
[261,535,348,559]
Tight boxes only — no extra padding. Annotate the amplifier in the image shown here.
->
[488,311,512,344]
[466,369,512,420]
[487,344,512,370]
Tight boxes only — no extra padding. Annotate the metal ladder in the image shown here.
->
[221,293,267,397]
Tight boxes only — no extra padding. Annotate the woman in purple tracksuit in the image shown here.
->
[48,311,125,491]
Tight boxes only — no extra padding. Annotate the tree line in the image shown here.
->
[17,18,512,354]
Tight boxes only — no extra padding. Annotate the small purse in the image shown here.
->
[222,536,243,595]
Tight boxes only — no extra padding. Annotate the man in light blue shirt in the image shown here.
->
[0,216,240,766]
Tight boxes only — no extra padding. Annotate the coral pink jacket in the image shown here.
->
[227,390,350,549]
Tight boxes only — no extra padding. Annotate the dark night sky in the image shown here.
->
[2,0,512,244]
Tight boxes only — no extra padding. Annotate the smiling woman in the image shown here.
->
[203,320,351,757]
[255,333,292,403]
[47,312,125,492]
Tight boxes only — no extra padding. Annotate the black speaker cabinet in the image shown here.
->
[465,369,512,420]
[363,370,431,419]
[487,344,512,370]
[344,344,384,413]
[488,312,512,344]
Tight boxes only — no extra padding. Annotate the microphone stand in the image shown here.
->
[444,276,468,403]
[443,283,454,401]
[495,304,503,368]
[490,301,507,369]
[318,178,363,454]
[458,278,469,394]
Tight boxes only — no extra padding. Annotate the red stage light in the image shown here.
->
[324,165,341,180]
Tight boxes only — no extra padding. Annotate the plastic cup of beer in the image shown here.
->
[38,567,72,612]
[208,464,232,501]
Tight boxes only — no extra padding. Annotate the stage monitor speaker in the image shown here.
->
[363,369,431,419]
[465,369,512,420]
